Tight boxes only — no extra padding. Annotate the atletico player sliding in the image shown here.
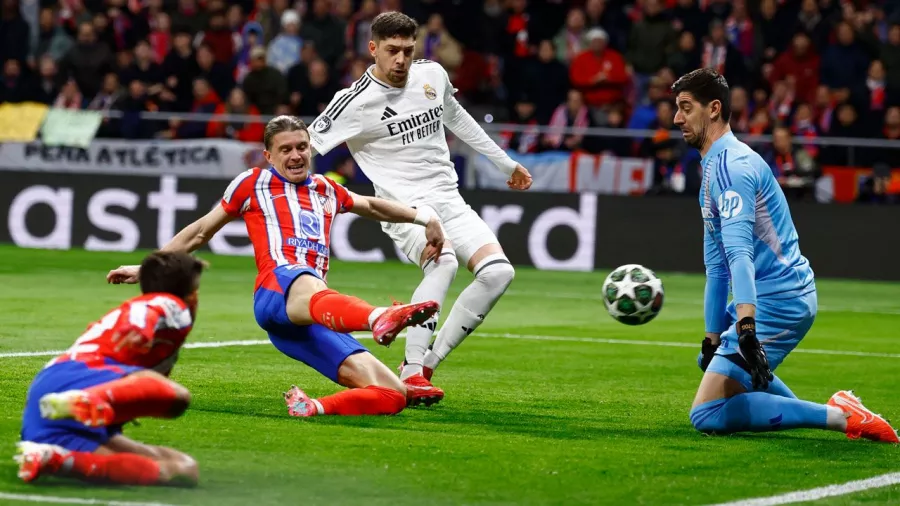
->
[17,251,205,486]
[107,115,446,417]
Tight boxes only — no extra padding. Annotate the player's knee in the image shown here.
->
[475,259,515,292]
[429,251,459,276]
[158,454,199,487]
[689,401,727,434]
[169,384,191,418]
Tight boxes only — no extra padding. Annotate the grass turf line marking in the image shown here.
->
[3,332,900,360]
[0,492,177,506]
[707,471,900,506]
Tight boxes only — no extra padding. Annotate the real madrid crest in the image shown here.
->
[313,115,332,133]
[424,84,436,100]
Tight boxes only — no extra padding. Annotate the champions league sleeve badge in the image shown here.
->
[313,116,332,133]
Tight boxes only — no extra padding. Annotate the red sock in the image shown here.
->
[317,386,406,416]
[309,289,376,333]
[53,451,161,486]
[84,375,182,425]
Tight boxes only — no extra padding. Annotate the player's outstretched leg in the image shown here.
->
[16,437,198,487]
[284,352,407,417]
[422,248,515,377]
[689,369,899,443]
[284,272,439,346]
[39,370,190,427]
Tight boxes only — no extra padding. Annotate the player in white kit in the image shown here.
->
[308,11,533,406]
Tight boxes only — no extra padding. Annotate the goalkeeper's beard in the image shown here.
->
[687,123,709,150]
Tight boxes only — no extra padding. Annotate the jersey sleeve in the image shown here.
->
[436,64,518,176]
[703,226,730,334]
[220,168,256,217]
[308,86,366,156]
[322,176,355,213]
[712,154,758,307]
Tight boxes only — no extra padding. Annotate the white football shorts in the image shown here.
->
[380,192,499,268]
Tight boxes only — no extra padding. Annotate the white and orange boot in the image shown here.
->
[14,441,69,483]
[39,390,115,427]
[828,390,900,443]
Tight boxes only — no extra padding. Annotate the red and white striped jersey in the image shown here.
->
[220,167,355,290]
[48,293,194,374]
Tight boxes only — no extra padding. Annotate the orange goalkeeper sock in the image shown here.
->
[308,289,379,333]
[316,386,406,415]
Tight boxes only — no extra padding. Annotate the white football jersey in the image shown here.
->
[309,60,517,206]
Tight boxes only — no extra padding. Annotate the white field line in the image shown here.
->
[0,492,177,506]
[707,471,900,506]
[3,332,900,360]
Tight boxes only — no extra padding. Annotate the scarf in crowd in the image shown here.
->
[545,104,589,148]
[701,42,726,75]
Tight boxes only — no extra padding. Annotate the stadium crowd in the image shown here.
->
[0,0,898,201]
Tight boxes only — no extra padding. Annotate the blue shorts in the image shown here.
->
[705,290,818,391]
[254,265,367,383]
[21,359,143,452]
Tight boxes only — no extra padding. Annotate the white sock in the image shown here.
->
[423,254,515,371]
[367,308,387,329]
[825,405,848,432]
[401,249,458,380]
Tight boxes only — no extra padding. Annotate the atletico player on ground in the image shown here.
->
[107,115,445,417]
[17,251,205,486]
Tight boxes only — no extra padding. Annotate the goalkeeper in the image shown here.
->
[671,68,898,443]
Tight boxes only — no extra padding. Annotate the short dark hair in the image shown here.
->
[371,11,418,41]
[671,68,732,123]
[264,115,308,150]
[139,251,206,301]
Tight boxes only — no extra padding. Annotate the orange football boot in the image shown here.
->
[371,301,439,346]
[827,390,900,443]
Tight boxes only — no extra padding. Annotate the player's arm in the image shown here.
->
[437,66,532,190]
[347,191,444,262]
[108,170,250,284]
[703,229,730,342]
[715,157,771,388]
[716,164,757,318]
[107,206,232,284]
[700,226,730,371]
[164,206,233,253]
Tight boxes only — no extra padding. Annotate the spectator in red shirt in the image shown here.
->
[206,87,264,142]
[196,10,235,65]
[569,27,628,109]
[770,32,820,104]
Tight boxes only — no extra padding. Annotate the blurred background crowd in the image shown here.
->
[1,0,899,201]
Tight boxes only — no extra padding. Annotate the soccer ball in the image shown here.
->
[601,264,664,325]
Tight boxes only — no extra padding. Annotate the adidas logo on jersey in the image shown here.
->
[380,107,398,121]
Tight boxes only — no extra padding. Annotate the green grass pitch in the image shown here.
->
[0,245,898,505]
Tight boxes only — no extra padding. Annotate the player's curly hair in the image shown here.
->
[371,11,418,41]
[671,68,732,123]
[263,115,308,150]
[139,251,206,301]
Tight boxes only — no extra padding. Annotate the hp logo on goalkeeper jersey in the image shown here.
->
[717,190,744,220]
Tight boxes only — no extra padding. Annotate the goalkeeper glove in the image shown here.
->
[700,337,718,372]
[736,317,773,390]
